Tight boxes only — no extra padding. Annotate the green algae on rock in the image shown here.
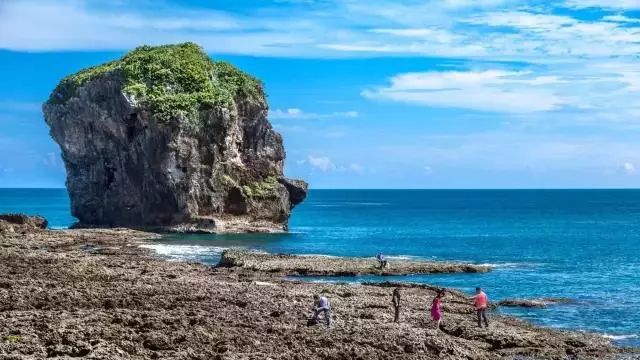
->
[43,43,307,232]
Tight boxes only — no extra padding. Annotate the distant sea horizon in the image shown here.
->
[1,188,640,347]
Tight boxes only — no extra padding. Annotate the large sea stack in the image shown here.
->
[43,43,307,232]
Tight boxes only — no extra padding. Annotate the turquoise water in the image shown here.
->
[2,188,639,347]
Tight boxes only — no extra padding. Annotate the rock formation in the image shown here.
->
[0,214,47,234]
[43,43,307,232]
[219,249,492,275]
[496,298,575,308]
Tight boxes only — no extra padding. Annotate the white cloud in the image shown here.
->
[423,165,433,174]
[305,156,365,173]
[363,62,640,116]
[2,0,638,64]
[624,162,637,175]
[362,70,566,113]
[563,0,640,10]
[603,15,640,23]
[467,12,578,30]
[1,0,640,133]
[370,28,459,43]
[348,163,365,174]
[462,11,640,59]
[442,0,513,7]
[379,132,640,179]
[307,155,335,171]
[270,108,359,120]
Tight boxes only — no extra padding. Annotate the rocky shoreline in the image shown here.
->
[1,217,638,359]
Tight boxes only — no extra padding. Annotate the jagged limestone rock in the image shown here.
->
[43,43,307,232]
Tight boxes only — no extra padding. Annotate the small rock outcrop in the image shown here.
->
[43,43,307,232]
[218,249,492,275]
[497,298,575,308]
[0,214,47,234]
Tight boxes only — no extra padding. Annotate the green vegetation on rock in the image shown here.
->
[47,43,263,126]
[242,176,279,199]
[4,335,21,344]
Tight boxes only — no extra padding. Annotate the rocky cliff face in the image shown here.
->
[43,43,307,232]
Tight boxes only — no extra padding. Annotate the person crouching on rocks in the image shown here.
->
[312,294,331,327]
[376,253,388,269]
[392,287,401,323]
[430,289,445,331]
[471,287,489,328]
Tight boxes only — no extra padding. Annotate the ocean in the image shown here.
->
[2,188,639,347]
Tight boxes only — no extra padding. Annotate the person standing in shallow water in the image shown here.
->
[430,289,445,331]
[312,294,331,327]
[472,287,490,328]
[392,287,401,323]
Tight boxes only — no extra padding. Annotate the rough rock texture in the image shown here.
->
[496,298,575,308]
[1,225,635,359]
[42,43,307,232]
[0,214,47,234]
[219,249,492,275]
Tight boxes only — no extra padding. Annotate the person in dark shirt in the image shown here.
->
[392,287,401,323]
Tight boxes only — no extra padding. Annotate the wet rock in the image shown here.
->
[497,298,575,308]
[218,249,492,276]
[0,214,47,233]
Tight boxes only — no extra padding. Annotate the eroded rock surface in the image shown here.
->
[219,249,492,275]
[497,298,575,308]
[0,226,636,359]
[42,43,307,233]
[0,214,47,234]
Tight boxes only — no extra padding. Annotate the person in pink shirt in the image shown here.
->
[430,289,445,331]
[472,287,489,328]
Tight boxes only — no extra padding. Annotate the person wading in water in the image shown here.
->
[392,287,401,323]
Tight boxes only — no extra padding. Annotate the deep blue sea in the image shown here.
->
[2,188,639,347]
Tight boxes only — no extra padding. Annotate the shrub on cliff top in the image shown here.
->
[47,42,263,125]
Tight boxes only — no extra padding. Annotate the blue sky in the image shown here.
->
[0,0,639,188]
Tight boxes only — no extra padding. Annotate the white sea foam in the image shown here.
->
[474,262,540,268]
[603,334,638,341]
[298,253,339,258]
[298,278,361,285]
[385,255,432,261]
[49,226,69,230]
[139,244,228,261]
